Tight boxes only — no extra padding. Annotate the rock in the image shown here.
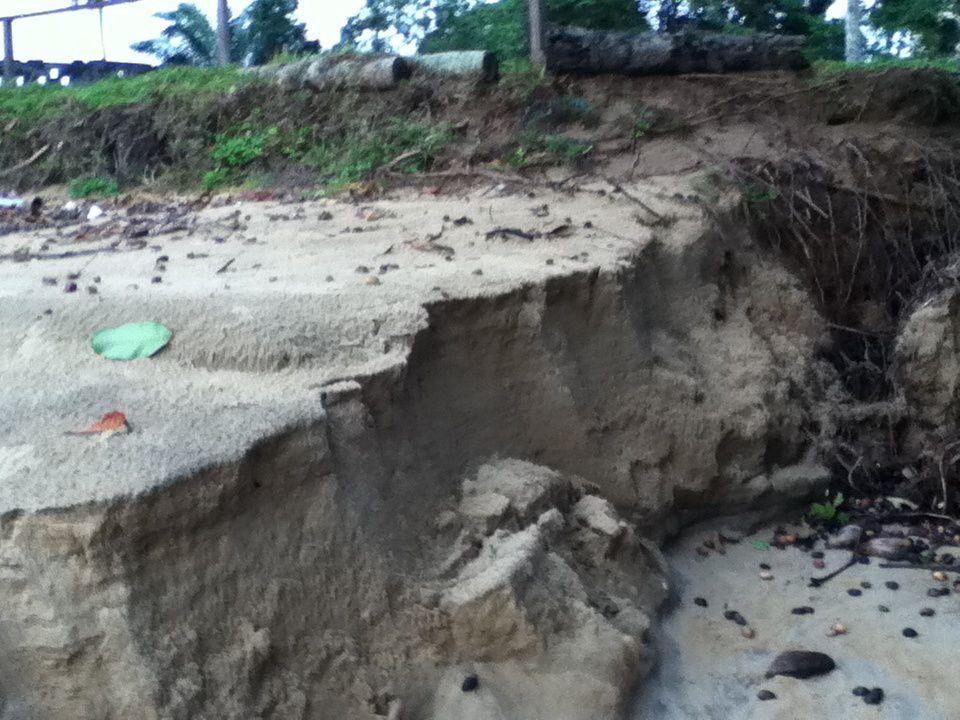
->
[902,627,918,638]
[852,686,869,696]
[461,675,479,692]
[719,527,745,543]
[927,587,950,598]
[827,623,847,636]
[765,650,836,679]
[693,597,708,607]
[759,570,774,581]
[741,626,756,639]
[757,689,776,701]
[860,537,913,560]
[878,605,890,613]
[572,495,624,538]
[919,607,935,617]
[791,606,815,615]
[724,610,747,626]
[459,492,511,535]
[885,581,900,590]
[847,588,862,597]
[863,687,885,705]
[813,559,825,569]
[827,524,863,549]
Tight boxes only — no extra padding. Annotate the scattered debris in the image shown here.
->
[826,524,863,550]
[485,227,536,241]
[828,623,848,636]
[91,321,172,361]
[65,411,130,436]
[216,258,236,274]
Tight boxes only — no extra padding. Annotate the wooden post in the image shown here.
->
[216,0,231,66]
[527,0,546,67]
[3,18,13,85]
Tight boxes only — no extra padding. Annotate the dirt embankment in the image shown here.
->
[1,68,960,719]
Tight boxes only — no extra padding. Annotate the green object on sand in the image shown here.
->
[751,539,771,551]
[91,321,172,360]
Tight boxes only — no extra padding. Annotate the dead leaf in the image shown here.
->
[66,411,130,436]
[546,224,574,238]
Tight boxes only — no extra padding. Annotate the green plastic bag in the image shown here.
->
[91,321,172,361]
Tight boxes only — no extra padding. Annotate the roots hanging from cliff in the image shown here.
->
[734,140,960,508]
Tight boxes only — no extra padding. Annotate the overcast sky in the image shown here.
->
[2,0,365,64]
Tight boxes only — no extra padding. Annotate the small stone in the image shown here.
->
[827,524,863,549]
[919,607,935,617]
[852,686,870,696]
[693,597,708,607]
[63,282,77,293]
[927,587,950,597]
[318,211,333,221]
[885,581,900,590]
[364,276,381,286]
[757,690,776,701]
[472,269,483,275]
[860,581,872,589]
[325,275,334,282]
[355,265,370,274]
[759,563,771,570]
[828,623,848,636]
[41,276,57,286]
[461,675,479,692]
[847,588,862,597]
[878,605,890,613]
[724,610,747,626]
[766,650,836,679]
[86,286,98,295]
[545,259,554,265]
[791,606,815,615]
[741,626,756,639]
[813,559,826,569]
[151,276,162,284]
[863,687,884,705]
[760,570,774,581]
[858,556,871,564]
[933,571,948,582]
[902,627,918,638]
[811,550,825,559]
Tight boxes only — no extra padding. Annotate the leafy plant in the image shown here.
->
[69,176,119,198]
[809,492,850,525]
[204,122,278,188]
[508,134,593,168]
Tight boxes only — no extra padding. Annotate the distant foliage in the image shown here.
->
[871,0,960,57]
[132,0,316,66]
[341,0,845,60]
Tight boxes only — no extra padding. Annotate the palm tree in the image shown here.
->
[132,1,315,66]
[131,3,225,65]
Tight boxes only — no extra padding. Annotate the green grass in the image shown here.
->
[508,133,593,168]
[814,57,960,75]
[0,66,245,123]
[68,176,119,198]
[302,118,455,191]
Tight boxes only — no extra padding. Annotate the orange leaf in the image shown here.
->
[67,411,129,435]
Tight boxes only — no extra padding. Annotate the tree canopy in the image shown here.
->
[132,0,317,66]
[340,0,847,59]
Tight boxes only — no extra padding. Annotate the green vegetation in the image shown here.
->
[0,66,243,123]
[509,134,593,168]
[68,177,120,199]
[299,118,454,191]
[809,493,850,526]
[814,57,960,75]
[203,122,279,189]
[131,0,316,66]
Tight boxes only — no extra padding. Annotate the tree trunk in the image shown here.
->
[249,56,413,92]
[845,0,866,63]
[545,27,809,75]
[216,0,231,66]
[528,0,546,67]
